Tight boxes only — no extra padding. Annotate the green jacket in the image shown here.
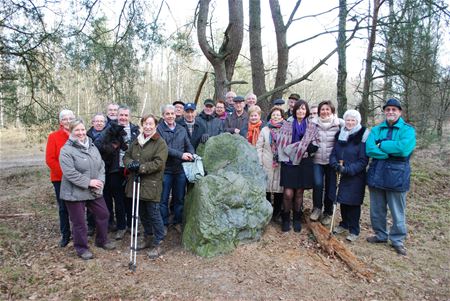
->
[123,133,168,202]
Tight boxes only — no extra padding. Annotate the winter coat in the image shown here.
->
[178,118,206,151]
[256,126,283,193]
[46,126,69,182]
[86,127,104,142]
[59,137,105,201]
[123,133,168,202]
[157,121,195,174]
[329,127,369,205]
[224,111,248,138]
[196,111,224,137]
[366,117,416,192]
[311,115,343,165]
[94,122,139,173]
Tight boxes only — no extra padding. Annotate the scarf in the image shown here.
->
[292,118,307,143]
[276,119,318,165]
[185,120,195,136]
[247,120,262,146]
[137,132,154,147]
[69,136,90,150]
[338,124,362,142]
[268,119,284,167]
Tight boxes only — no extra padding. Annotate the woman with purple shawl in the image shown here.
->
[276,100,318,232]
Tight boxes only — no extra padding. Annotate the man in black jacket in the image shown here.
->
[178,103,206,151]
[196,99,223,143]
[157,104,194,229]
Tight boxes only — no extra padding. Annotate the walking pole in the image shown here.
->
[330,160,344,236]
[128,175,140,271]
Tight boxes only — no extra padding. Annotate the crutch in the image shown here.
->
[128,175,140,271]
[330,160,344,236]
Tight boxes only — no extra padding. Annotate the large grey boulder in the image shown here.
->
[183,133,272,257]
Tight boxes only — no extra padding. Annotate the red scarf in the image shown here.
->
[247,121,262,145]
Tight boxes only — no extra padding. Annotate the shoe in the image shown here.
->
[148,243,162,259]
[79,250,93,260]
[310,208,322,221]
[346,233,359,242]
[137,236,152,250]
[87,227,95,237]
[281,212,291,232]
[392,245,407,256]
[333,225,348,234]
[320,214,332,226]
[292,211,302,233]
[366,236,387,244]
[59,236,70,248]
[96,241,116,250]
[115,229,126,240]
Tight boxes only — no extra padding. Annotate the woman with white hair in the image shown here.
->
[46,109,75,247]
[329,109,369,242]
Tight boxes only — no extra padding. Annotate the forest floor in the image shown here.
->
[0,128,449,300]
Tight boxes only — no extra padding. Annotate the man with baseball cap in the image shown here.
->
[365,98,416,256]
[178,103,206,151]
[224,95,248,137]
[196,99,223,144]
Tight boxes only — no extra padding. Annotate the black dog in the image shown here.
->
[99,122,128,169]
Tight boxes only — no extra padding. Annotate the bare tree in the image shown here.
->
[197,0,244,100]
[337,0,348,117]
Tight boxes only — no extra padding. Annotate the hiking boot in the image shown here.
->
[137,236,152,250]
[96,241,116,250]
[79,250,93,260]
[292,211,302,233]
[115,229,126,240]
[59,236,70,248]
[148,243,162,259]
[346,233,359,242]
[320,214,332,226]
[392,245,407,256]
[333,225,348,234]
[281,212,291,232]
[310,208,322,221]
[366,236,387,244]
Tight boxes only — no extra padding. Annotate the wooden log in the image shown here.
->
[304,212,374,280]
[0,213,35,219]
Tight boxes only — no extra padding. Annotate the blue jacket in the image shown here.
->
[196,112,224,137]
[366,117,416,192]
[330,127,369,205]
[157,121,195,174]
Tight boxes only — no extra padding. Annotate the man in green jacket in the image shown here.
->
[365,98,416,256]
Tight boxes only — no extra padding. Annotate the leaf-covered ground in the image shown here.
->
[0,130,449,300]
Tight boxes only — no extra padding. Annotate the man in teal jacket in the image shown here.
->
[365,98,416,256]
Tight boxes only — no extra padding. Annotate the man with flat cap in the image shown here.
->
[224,95,248,137]
[286,93,300,118]
[172,101,185,122]
[365,98,416,256]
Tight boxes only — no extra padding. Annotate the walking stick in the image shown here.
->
[329,160,344,236]
[128,175,140,272]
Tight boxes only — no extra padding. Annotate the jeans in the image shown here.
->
[104,172,127,230]
[369,187,407,246]
[160,172,187,225]
[52,182,71,240]
[140,201,165,245]
[339,203,361,235]
[65,197,109,256]
[312,164,336,215]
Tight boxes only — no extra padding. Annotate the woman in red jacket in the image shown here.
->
[46,109,75,247]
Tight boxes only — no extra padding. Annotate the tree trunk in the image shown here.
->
[269,0,289,101]
[197,0,243,100]
[360,0,382,126]
[382,0,394,101]
[337,0,348,117]
[249,0,268,111]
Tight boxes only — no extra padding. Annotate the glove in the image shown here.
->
[201,134,209,143]
[337,165,346,174]
[127,160,140,172]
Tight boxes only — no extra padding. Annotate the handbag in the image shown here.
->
[182,154,205,183]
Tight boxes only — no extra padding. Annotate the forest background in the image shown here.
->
[1,0,449,139]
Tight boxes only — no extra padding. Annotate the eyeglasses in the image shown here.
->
[61,117,75,122]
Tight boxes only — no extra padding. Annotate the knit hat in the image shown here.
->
[383,98,402,110]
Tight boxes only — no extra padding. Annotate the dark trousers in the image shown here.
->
[65,197,109,256]
[313,164,336,215]
[160,172,187,225]
[52,182,71,240]
[140,201,165,245]
[104,172,127,230]
[339,203,361,235]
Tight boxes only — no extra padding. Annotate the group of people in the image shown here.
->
[46,92,415,261]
